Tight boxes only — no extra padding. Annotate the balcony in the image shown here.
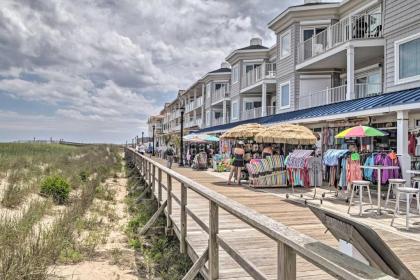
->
[213,117,224,126]
[298,13,383,64]
[240,106,277,121]
[212,85,230,105]
[242,63,276,89]
[299,83,382,110]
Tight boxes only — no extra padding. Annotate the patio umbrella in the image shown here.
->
[220,123,266,140]
[254,124,317,145]
[335,125,386,138]
[202,135,219,142]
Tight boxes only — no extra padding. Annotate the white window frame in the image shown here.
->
[395,32,420,85]
[279,81,291,109]
[232,64,239,84]
[231,101,238,120]
[279,30,291,59]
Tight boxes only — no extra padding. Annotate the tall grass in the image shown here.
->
[0,143,122,280]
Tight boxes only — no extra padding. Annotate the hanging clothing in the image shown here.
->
[409,133,417,155]
[346,159,362,183]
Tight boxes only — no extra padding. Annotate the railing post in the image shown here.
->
[166,174,173,234]
[277,242,296,280]
[152,164,156,194]
[209,201,219,280]
[148,161,151,186]
[158,169,162,206]
[180,183,187,254]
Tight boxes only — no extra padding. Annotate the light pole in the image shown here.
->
[179,106,185,167]
[152,125,156,156]
[141,132,144,144]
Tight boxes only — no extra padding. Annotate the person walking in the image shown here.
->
[228,142,245,185]
[165,145,175,169]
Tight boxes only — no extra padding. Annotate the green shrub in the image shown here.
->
[79,171,88,182]
[40,175,70,204]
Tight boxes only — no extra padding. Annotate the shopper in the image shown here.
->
[262,145,273,159]
[165,145,175,169]
[228,142,245,185]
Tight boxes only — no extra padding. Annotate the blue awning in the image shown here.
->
[198,87,420,133]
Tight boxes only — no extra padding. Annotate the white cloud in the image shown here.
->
[0,0,301,142]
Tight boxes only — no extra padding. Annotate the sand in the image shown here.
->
[52,173,138,280]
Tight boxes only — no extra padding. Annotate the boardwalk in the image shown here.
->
[131,152,420,279]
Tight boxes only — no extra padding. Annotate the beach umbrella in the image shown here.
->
[202,135,219,142]
[254,124,317,145]
[335,125,386,138]
[220,123,266,140]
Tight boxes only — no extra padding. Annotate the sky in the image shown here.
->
[0,0,303,143]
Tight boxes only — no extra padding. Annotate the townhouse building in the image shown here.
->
[148,0,420,177]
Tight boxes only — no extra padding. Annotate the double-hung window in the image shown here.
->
[395,33,420,84]
[279,81,290,109]
[232,102,238,120]
[232,65,239,84]
[280,30,291,59]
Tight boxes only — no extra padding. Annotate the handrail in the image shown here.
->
[125,147,394,280]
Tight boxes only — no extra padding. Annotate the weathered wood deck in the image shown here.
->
[127,149,418,279]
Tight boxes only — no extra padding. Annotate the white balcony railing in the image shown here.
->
[299,83,382,109]
[241,107,263,121]
[242,63,276,89]
[213,118,224,126]
[195,97,203,108]
[266,106,276,116]
[213,85,230,104]
[355,83,382,99]
[298,13,382,63]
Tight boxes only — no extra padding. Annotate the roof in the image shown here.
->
[237,45,269,51]
[208,67,231,74]
[291,2,339,8]
[197,87,420,133]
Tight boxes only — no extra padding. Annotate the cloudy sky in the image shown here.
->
[0,0,302,143]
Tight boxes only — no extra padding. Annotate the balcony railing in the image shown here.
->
[266,106,276,116]
[213,85,230,104]
[213,117,224,126]
[195,96,203,108]
[242,63,276,89]
[298,13,383,63]
[299,83,382,109]
[241,107,262,120]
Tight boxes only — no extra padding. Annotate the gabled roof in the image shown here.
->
[237,45,269,51]
[209,67,231,74]
[197,87,420,133]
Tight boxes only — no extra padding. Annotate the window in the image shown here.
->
[302,27,326,42]
[214,111,222,119]
[206,83,211,97]
[279,81,290,108]
[232,102,238,119]
[244,101,262,111]
[232,65,239,83]
[280,30,291,58]
[395,33,420,84]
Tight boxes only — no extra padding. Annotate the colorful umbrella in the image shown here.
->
[335,125,386,138]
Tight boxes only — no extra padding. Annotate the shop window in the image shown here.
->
[395,33,420,84]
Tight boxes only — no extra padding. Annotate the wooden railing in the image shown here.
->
[125,147,394,280]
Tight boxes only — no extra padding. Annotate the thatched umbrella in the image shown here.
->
[254,124,316,145]
[220,123,266,140]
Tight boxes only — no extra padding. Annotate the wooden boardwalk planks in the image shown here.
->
[144,156,420,279]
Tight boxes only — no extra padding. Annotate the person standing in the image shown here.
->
[228,142,245,185]
[165,145,175,169]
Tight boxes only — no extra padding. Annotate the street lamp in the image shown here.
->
[141,131,144,144]
[152,125,156,156]
[179,106,185,167]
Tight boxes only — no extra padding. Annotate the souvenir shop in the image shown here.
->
[219,123,320,189]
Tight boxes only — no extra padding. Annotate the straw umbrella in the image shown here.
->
[254,124,316,145]
[220,123,266,140]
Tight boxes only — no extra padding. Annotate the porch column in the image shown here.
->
[222,100,227,124]
[209,108,213,127]
[262,83,267,117]
[346,46,355,101]
[397,110,410,182]
[201,84,205,128]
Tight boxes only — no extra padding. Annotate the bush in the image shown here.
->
[40,175,70,204]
